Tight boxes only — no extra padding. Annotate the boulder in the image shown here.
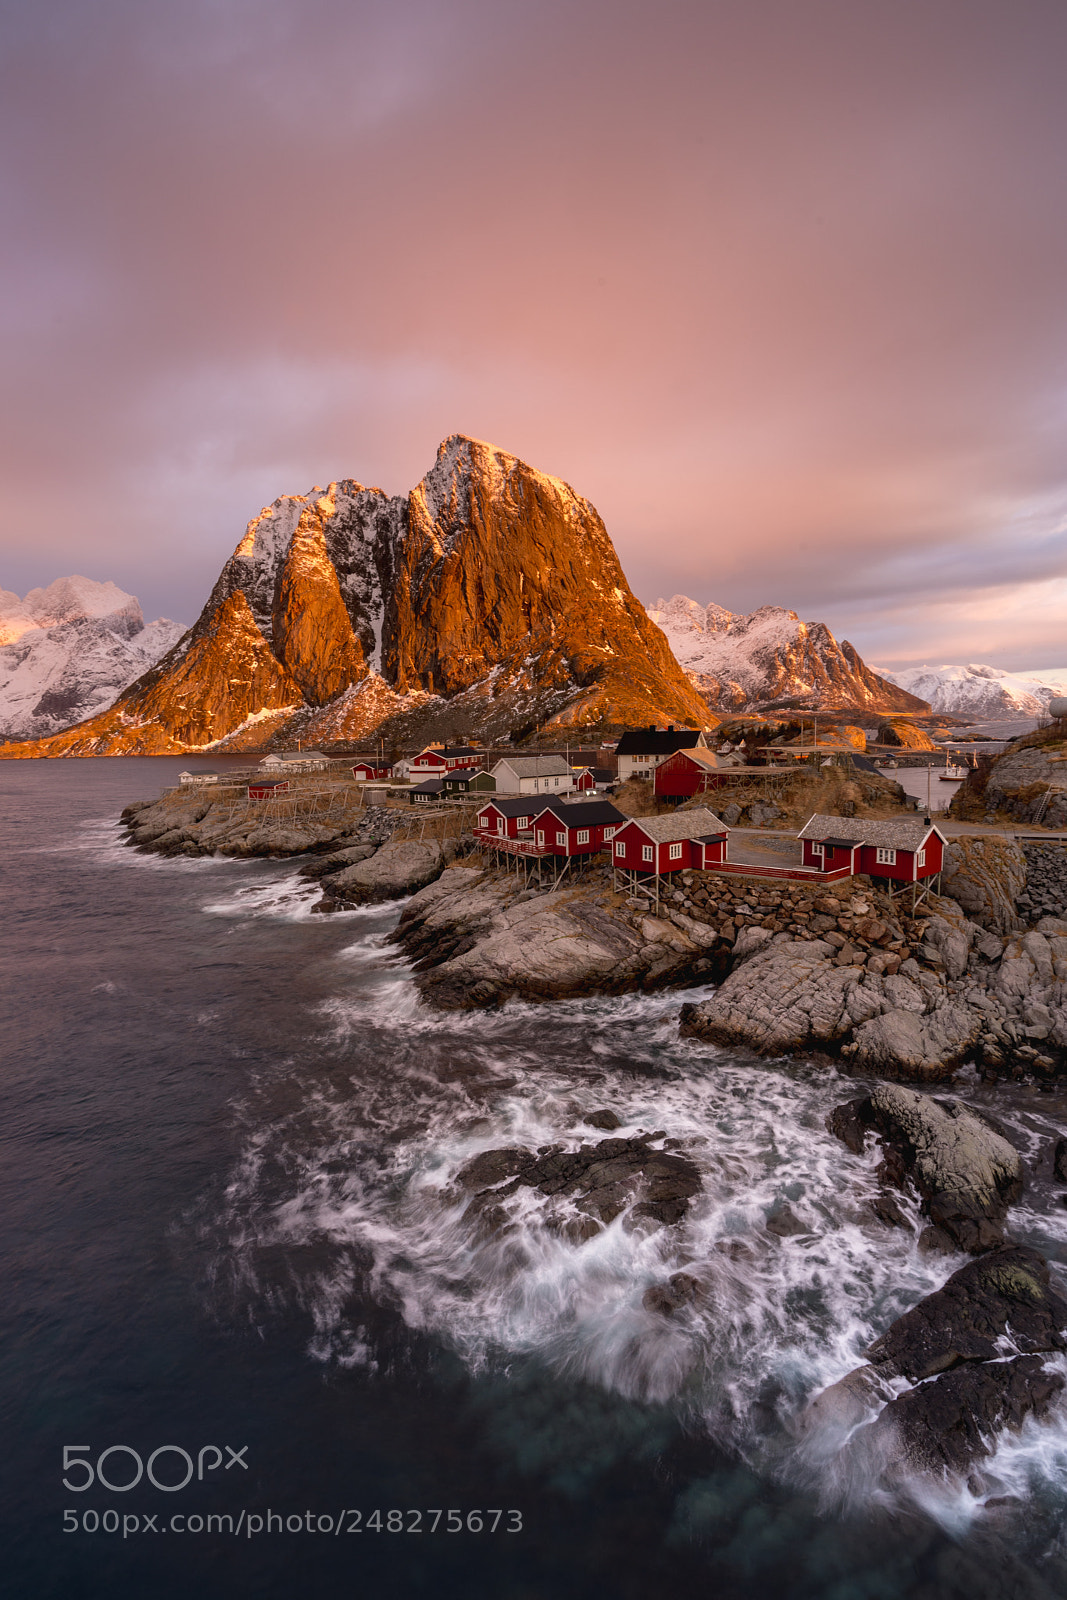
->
[329,839,455,904]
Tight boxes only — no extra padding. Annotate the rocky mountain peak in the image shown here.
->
[647,593,927,713]
[6,440,712,757]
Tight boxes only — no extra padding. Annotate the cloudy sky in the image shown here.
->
[2,0,1066,669]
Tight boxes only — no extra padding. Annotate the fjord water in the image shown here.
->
[4,760,1067,1599]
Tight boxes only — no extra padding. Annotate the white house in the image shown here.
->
[178,771,219,786]
[615,727,708,783]
[490,755,577,795]
[258,750,330,774]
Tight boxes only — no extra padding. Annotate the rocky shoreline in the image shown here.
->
[117,787,1067,1494]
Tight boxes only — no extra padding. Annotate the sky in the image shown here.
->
[2,0,1067,670]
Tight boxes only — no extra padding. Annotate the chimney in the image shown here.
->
[667,724,675,733]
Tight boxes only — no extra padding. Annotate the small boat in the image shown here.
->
[939,763,968,781]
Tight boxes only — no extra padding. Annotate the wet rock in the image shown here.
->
[870,1193,910,1229]
[869,1355,1064,1477]
[766,1203,808,1238]
[454,1147,534,1189]
[827,1096,869,1154]
[865,1245,1067,1381]
[642,1273,703,1316]
[1055,1137,1067,1185]
[584,1108,622,1130]
[829,1084,1023,1254]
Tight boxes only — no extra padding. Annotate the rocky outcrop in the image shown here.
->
[940,835,1027,933]
[3,438,713,759]
[392,865,722,1008]
[680,889,1067,1081]
[876,719,938,751]
[1017,845,1067,924]
[809,1246,1067,1484]
[646,595,927,713]
[950,728,1067,828]
[452,1131,703,1241]
[121,795,405,861]
[829,1085,1022,1253]
[321,839,457,905]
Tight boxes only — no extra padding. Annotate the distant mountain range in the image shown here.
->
[1,438,711,757]
[645,595,926,714]
[0,578,184,741]
[872,662,1067,719]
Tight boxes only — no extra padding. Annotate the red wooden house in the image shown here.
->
[797,815,946,883]
[352,758,393,781]
[248,779,290,800]
[611,807,729,876]
[475,797,547,841]
[527,798,625,857]
[410,744,483,775]
[654,747,744,798]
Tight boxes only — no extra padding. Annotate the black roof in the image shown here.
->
[476,796,543,817]
[847,753,879,774]
[411,778,444,794]
[822,836,859,849]
[615,728,702,755]
[532,798,626,827]
[441,745,479,756]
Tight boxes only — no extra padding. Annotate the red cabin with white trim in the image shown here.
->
[248,780,289,800]
[352,758,393,781]
[797,815,946,882]
[475,798,544,841]
[528,798,625,856]
[611,807,729,874]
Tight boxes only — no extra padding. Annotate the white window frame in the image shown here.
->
[615,841,626,857]
[642,844,654,863]
[876,847,897,865]
[516,817,528,829]
[603,826,615,840]
[556,831,566,846]
[916,848,926,868]
[577,829,590,845]
[810,842,824,857]
[669,842,683,860]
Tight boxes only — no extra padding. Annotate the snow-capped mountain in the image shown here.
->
[645,595,926,713]
[1,438,711,757]
[873,662,1067,719]
[0,579,185,739]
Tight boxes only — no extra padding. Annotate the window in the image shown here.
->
[604,826,615,839]
[577,829,590,845]
[876,847,896,865]
[810,842,824,857]
[669,842,683,861]
[916,848,926,868]
[517,817,528,829]
[615,841,625,857]
[642,844,654,863]
[556,831,566,846]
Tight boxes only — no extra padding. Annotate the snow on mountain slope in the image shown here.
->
[0,580,185,739]
[873,662,1067,718]
[645,595,926,713]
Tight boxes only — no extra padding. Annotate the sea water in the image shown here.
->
[3,757,1067,1598]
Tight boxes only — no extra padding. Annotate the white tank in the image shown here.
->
[1050,696,1067,719]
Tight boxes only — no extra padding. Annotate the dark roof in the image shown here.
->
[822,837,860,849]
[441,745,479,756]
[532,798,626,828]
[411,778,444,794]
[847,753,880,774]
[476,796,544,817]
[249,779,287,789]
[616,728,702,756]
